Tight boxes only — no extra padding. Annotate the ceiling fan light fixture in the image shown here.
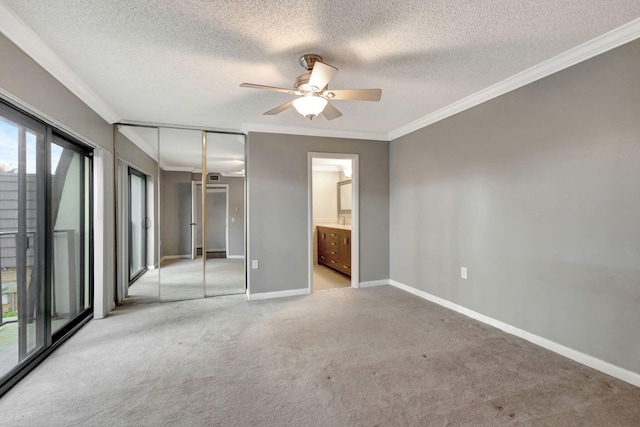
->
[293,95,327,120]
[240,54,380,120]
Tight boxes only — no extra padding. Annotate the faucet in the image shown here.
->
[339,216,345,225]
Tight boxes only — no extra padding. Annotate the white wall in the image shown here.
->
[312,170,339,224]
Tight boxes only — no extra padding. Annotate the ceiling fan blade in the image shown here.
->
[328,89,382,101]
[308,61,338,91]
[264,100,295,115]
[322,102,342,120]
[240,83,297,94]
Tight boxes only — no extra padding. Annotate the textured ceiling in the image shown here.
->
[2,1,640,139]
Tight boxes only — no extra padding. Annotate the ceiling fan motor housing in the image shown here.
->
[294,73,318,93]
[299,54,323,71]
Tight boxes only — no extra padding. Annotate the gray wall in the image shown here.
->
[116,132,157,178]
[160,170,192,257]
[247,132,389,295]
[390,38,640,374]
[0,33,113,151]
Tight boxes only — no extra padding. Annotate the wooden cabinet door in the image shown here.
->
[317,227,327,252]
[338,230,351,275]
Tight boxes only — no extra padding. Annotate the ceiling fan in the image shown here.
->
[240,54,382,120]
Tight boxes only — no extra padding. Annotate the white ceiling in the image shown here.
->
[1,1,640,141]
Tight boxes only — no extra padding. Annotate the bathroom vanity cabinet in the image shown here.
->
[317,225,351,277]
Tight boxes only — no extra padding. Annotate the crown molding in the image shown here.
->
[388,17,640,141]
[241,122,388,141]
[117,120,244,135]
[116,125,158,161]
[0,2,121,124]
[161,166,199,172]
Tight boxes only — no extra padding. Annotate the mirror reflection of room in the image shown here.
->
[115,125,159,305]
[312,158,352,291]
[114,126,245,305]
[158,129,246,301]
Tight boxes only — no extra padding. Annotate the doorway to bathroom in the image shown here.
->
[308,153,359,292]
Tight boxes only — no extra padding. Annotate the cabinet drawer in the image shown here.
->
[318,250,339,265]
[326,250,339,262]
[337,263,351,276]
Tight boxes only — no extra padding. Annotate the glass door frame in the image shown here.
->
[0,102,48,367]
[127,166,147,284]
[49,132,94,343]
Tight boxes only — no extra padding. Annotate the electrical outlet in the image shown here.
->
[461,267,467,279]
[252,260,259,269]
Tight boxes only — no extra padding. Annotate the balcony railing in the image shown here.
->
[0,229,77,328]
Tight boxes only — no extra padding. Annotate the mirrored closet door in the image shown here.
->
[204,132,245,297]
[158,128,205,301]
[116,125,245,304]
[115,125,158,305]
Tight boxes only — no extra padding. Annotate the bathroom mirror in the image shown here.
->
[338,179,352,214]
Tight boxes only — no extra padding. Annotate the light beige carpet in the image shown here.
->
[123,258,245,304]
[0,286,639,426]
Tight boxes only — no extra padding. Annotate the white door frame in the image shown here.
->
[206,185,230,255]
[307,152,360,292]
[192,181,230,258]
[191,181,198,259]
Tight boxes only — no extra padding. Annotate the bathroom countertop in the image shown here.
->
[316,223,351,230]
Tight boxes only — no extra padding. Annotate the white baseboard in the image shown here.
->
[388,279,640,388]
[359,280,389,288]
[227,255,245,259]
[246,288,310,301]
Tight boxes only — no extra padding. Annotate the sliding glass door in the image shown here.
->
[50,136,92,336]
[128,167,147,284]
[0,104,46,378]
[0,100,92,394]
